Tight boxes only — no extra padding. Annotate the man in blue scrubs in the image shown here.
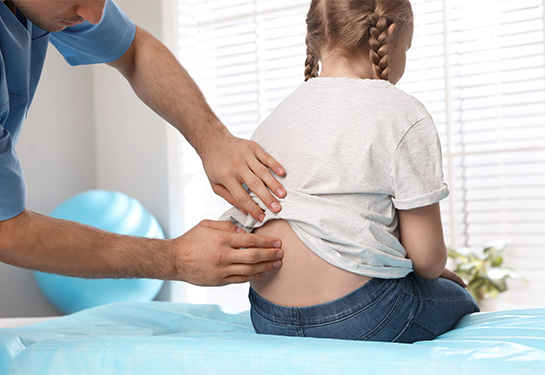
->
[0,0,285,286]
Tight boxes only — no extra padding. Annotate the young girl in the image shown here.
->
[221,0,479,343]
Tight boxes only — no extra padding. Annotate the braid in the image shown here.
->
[304,0,412,82]
[304,50,320,81]
[368,14,393,81]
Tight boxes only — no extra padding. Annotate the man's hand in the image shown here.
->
[201,134,286,222]
[172,220,284,286]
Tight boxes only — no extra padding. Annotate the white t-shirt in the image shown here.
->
[221,77,448,278]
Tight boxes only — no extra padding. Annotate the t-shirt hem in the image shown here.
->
[319,255,413,279]
[289,225,413,279]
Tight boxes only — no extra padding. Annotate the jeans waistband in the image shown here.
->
[249,277,398,326]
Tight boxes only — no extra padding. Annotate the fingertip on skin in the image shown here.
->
[273,260,282,268]
[249,272,269,281]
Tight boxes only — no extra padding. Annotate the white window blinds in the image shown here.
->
[176,0,309,312]
[176,0,545,312]
[398,0,545,310]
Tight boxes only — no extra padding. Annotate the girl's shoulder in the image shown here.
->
[310,78,430,116]
[273,77,431,128]
[304,77,425,104]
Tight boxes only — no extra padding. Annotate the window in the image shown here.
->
[403,0,545,309]
[176,0,310,312]
[175,0,545,312]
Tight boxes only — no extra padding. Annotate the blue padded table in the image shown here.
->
[1,302,544,374]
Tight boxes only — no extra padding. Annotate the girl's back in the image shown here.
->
[223,77,443,306]
[221,0,479,342]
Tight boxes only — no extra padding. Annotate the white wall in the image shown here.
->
[0,47,96,318]
[0,0,182,317]
[93,0,182,236]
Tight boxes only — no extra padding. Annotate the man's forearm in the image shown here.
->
[108,26,227,157]
[0,210,174,279]
[107,25,287,220]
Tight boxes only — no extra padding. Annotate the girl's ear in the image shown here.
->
[388,22,396,36]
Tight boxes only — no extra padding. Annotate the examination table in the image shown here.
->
[1,302,544,374]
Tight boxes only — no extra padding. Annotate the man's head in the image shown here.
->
[7,0,106,32]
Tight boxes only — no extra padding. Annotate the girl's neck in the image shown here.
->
[319,47,373,80]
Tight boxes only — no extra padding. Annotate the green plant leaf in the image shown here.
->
[491,256,504,268]
[447,239,521,302]
[490,278,508,293]
[447,248,469,263]
[483,240,509,255]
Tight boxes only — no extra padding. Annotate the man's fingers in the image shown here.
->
[227,180,267,221]
[230,140,286,218]
[254,143,286,179]
[230,234,283,254]
[242,172,281,214]
[197,219,241,233]
[229,260,281,275]
[214,248,283,285]
[211,184,238,208]
[250,151,286,201]
[198,222,282,254]
[201,136,286,220]
[249,146,286,213]
[222,269,273,285]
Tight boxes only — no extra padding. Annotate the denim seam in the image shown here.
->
[398,279,416,297]
[300,280,398,327]
[356,292,402,341]
[250,300,302,329]
[8,93,29,99]
[250,281,398,327]
[396,278,438,341]
[411,318,438,336]
[252,308,300,329]
[392,316,438,343]
[392,315,414,342]
[295,309,305,336]
[420,295,476,303]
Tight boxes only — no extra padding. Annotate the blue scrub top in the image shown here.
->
[0,0,136,221]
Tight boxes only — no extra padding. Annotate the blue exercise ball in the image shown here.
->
[34,190,165,314]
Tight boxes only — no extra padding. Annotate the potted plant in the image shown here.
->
[447,240,525,310]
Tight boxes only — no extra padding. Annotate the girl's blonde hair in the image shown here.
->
[304,0,414,81]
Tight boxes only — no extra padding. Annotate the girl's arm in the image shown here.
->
[398,203,447,279]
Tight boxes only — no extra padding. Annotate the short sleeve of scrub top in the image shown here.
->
[0,0,135,222]
[49,0,136,66]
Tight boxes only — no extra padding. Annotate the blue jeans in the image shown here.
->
[249,273,479,343]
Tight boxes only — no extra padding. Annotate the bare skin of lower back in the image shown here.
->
[252,219,372,307]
